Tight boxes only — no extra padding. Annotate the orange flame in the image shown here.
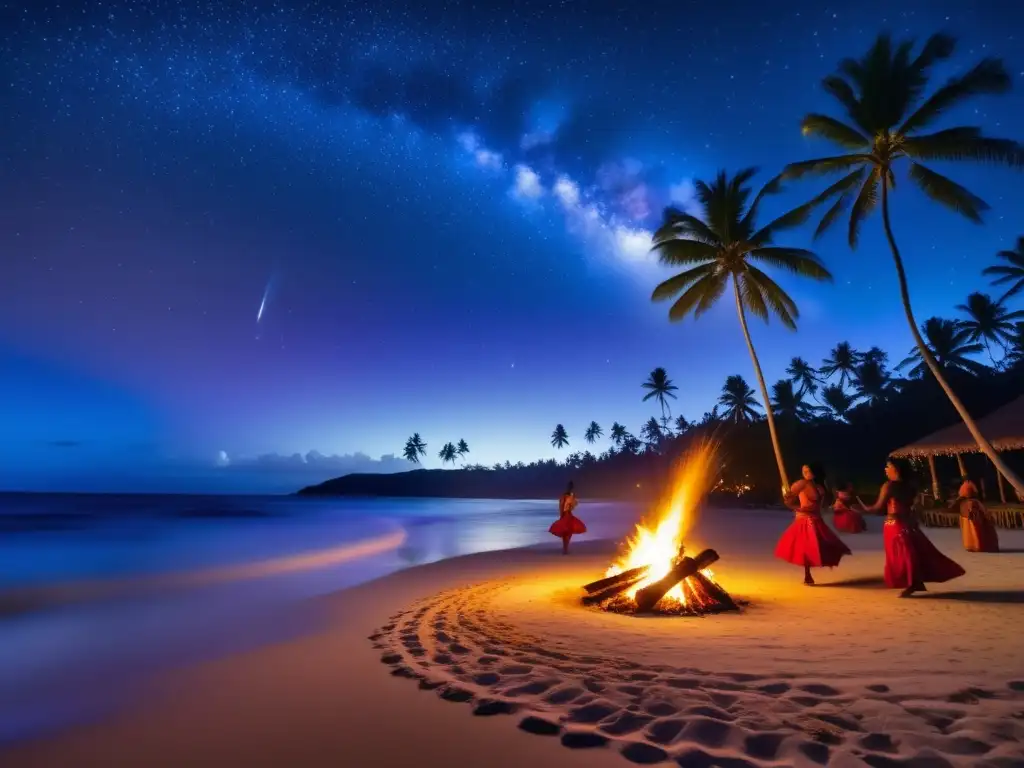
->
[604,439,720,605]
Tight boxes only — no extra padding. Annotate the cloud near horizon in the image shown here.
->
[215,449,412,476]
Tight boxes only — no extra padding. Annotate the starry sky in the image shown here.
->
[1,0,1022,493]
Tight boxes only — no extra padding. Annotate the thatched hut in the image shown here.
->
[890,394,1024,506]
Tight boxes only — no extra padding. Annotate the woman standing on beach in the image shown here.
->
[832,481,867,534]
[954,477,1000,553]
[774,464,851,586]
[858,460,965,597]
[549,481,586,555]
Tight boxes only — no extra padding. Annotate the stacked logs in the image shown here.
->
[582,548,738,615]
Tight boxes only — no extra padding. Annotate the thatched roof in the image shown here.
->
[890,395,1024,457]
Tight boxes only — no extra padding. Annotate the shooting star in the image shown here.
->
[257,277,273,323]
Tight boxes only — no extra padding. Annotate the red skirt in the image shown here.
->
[883,517,965,589]
[833,507,867,534]
[774,512,851,568]
[549,513,586,537]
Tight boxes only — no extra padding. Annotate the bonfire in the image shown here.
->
[582,440,740,616]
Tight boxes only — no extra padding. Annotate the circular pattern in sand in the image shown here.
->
[371,578,1024,767]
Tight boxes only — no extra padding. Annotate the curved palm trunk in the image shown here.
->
[880,179,1024,499]
[733,280,790,493]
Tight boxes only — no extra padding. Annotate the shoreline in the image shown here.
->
[5,522,1024,767]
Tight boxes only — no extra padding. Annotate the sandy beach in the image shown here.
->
[5,512,1024,768]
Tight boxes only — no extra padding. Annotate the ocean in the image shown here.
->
[0,493,641,745]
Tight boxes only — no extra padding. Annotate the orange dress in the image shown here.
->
[774,481,851,568]
[549,494,586,538]
[832,491,867,534]
[883,497,965,589]
[957,482,999,553]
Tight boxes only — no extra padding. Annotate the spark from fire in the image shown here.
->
[605,439,721,605]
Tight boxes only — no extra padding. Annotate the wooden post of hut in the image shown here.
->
[956,454,967,478]
[994,458,1008,505]
[927,455,941,503]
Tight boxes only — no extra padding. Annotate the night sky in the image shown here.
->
[2,0,1022,493]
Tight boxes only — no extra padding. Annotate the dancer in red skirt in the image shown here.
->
[775,464,851,585]
[858,460,965,597]
[832,481,867,534]
[549,481,586,554]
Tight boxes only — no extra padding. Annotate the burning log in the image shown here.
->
[581,577,647,606]
[633,548,720,613]
[689,570,738,612]
[582,565,650,595]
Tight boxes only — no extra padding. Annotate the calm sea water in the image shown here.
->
[0,493,641,745]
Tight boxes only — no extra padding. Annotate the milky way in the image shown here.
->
[1,0,1023,491]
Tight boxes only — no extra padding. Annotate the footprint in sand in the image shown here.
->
[472,672,501,686]
[472,699,517,717]
[518,716,561,736]
[498,663,532,675]
[567,702,618,724]
[799,683,840,697]
[645,718,684,745]
[545,686,584,705]
[744,732,785,761]
[682,716,735,748]
[758,681,791,695]
[619,742,669,765]
[560,732,609,749]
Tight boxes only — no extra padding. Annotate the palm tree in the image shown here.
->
[621,434,642,454]
[783,32,1024,495]
[956,291,1024,363]
[673,414,691,434]
[402,433,427,464]
[897,317,988,378]
[786,357,820,396]
[651,169,832,489]
[852,359,898,406]
[982,236,1024,302]
[438,442,458,466]
[641,367,678,427]
[862,346,889,366]
[820,384,855,421]
[771,379,820,422]
[820,342,862,389]
[550,424,569,450]
[718,375,762,423]
[456,439,470,461]
[584,421,603,444]
[1006,322,1024,368]
[609,422,627,447]
[640,417,663,450]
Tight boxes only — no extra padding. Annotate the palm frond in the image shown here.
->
[821,75,868,132]
[652,209,719,246]
[748,248,833,281]
[903,128,1024,168]
[745,267,799,329]
[750,169,865,246]
[651,263,716,302]
[847,168,880,248]
[800,114,870,149]
[651,237,718,266]
[666,272,726,322]
[899,58,1012,135]
[907,163,990,222]
[782,154,872,180]
[911,33,956,73]
[738,272,770,323]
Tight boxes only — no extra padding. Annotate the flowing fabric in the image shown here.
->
[958,498,1000,553]
[832,492,867,534]
[883,498,965,588]
[549,494,587,537]
[774,482,851,568]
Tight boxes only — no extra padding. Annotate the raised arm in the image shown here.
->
[859,482,891,514]
[783,478,809,510]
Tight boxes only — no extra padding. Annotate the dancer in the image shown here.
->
[955,476,1000,553]
[774,463,851,585]
[832,481,867,534]
[549,481,586,554]
[858,459,965,597]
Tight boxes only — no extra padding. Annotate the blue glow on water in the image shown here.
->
[0,494,641,745]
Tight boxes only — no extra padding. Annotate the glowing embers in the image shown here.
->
[582,546,738,616]
[581,440,739,616]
